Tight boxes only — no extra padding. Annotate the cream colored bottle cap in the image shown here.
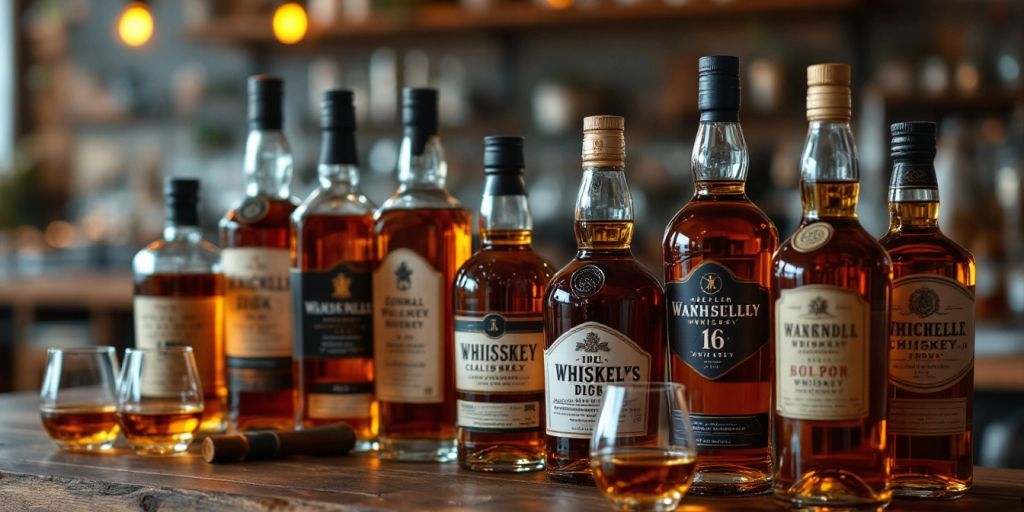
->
[582,115,625,168]
[806,63,851,122]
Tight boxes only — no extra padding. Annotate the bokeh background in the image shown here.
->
[1,0,1023,467]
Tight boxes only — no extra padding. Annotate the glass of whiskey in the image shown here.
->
[39,346,121,452]
[117,347,204,456]
[590,382,699,512]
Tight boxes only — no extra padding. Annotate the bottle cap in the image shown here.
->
[321,89,356,131]
[582,115,625,168]
[890,121,937,160]
[698,56,740,122]
[248,74,284,130]
[165,177,200,227]
[483,136,525,173]
[806,63,851,122]
[402,88,438,155]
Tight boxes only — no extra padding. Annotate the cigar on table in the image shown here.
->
[203,423,356,463]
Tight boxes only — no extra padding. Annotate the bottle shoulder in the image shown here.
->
[455,248,555,286]
[663,197,779,249]
[377,188,465,214]
[880,229,974,262]
[547,255,664,300]
[132,238,221,276]
[775,218,891,269]
[220,196,296,231]
[293,188,376,222]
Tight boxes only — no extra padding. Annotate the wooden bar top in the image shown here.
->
[1,393,1021,511]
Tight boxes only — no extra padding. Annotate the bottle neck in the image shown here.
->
[398,134,446,191]
[244,129,293,198]
[888,159,940,231]
[163,224,202,243]
[318,164,360,193]
[800,120,859,219]
[692,121,747,196]
[480,194,532,248]
[574,166,633,252]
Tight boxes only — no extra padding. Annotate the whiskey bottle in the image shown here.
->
[662,56,777,495]
[292,89,377,450]
[772,64,892,508]
[220,75,297,431]
[373,88,471,461]
[544,115,667,483]
[453,136,554,472]
[133,178,226,433]
[880,121,974,499]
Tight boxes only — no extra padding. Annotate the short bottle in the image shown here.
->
[132,178,226,433]
[291,89,378,450]
[880,121,975,499]
[662,56,777,495]
[543,115,667,483]
[771,64,892,508]
[453,136,554,472]
[220,75,297,431]
[373,88,472,461]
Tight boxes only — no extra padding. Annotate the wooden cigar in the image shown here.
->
[202,424,356,463]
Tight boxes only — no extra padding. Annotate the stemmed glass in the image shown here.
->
[590,382,699,512]
[39,346,121,452]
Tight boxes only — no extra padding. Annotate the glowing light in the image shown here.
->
[544,0,574,10]
[44,221,76,249]
[273,2,308,45]
[117,2,154,47]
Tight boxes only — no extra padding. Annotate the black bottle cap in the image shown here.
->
[165,178,200,227]
[403,88,438,155]
[484,136,524,173]
[319,89,358,166]
[890,121,937,161]
[248,74,284,130]
[698,56,740,122]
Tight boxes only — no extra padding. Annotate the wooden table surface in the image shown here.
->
[1,393,1022,511]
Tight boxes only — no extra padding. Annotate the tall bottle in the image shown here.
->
[291,90,377,449]
[771,64,892,508]
[662,56,777,495]
[453,136,554,472]
[880,121,975,499]
[133,178,226,433]
[543,115,667,483]
[373,88,471,461]
[219,75,297,432]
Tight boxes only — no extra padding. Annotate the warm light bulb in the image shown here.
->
[273,2,308,45]
[117,2,154,47]
[544,0,574,9]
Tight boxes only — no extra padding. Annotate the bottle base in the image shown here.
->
[379,437,456,462]
[459,445,544,473]
[891,475,970,500]
[689,465,773,496]
[775,470,891,509]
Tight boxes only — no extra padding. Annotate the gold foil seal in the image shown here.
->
[582,115,625,168]
[806,63,851,121]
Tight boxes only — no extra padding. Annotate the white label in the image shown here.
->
[455,314,544,393]
[373,249,444,403]
[134,295,221,396]
[308,393,373,420]
[544,322,650,439]
[222,248,293,358]
[775,286,870,421]
[889,397,967,436]
[890,275,975,393]
[457,400,540,430]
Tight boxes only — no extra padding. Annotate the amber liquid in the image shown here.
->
[118,404,203,455]
[662,181,777,495]
[293,213,377,442]
[375,207,472,456]
[593,448,698,505]
[40,405,120,451]
[135,273,226,433]
[880,201,975,498]
[220,197,297,431]
[454,229,554,472]
[545,220,667,483]
[772,181,892,507]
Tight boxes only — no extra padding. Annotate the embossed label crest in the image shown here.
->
[237,196,270,223]
[570,265,605,297]
[792,222,834,253]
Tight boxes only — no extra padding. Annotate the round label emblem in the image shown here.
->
[792,222,834,253]
[237,196,270,223]
[570,265,605,297]
[482,313,506,339]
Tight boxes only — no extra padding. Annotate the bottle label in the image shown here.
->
[889,275,974,393]
[306,382,374,420]
[791,222,834,253]
[455,314,544,393]
[223,248,293,392]
[291,266,373,359]
[888,397,968,436]
[544,322,650,439]
[373,248,444,403]
[775,285,870,421]
[689,413,770,449]
[667,261,769,380]
[457,400,540,432]
[133,295,221,396]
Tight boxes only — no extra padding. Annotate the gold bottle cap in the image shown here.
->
[582,115,625,168]
[806,63,851,122]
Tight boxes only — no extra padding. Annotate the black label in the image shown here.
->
[667,261,769,380]
[291,266,373,359]
[309,382,374,395]
[227,357,292,392]
[690,413,769,449]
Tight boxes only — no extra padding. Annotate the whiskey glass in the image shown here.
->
[117,347,204,456]
[39,346,121,452]
[591,382,699,512]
